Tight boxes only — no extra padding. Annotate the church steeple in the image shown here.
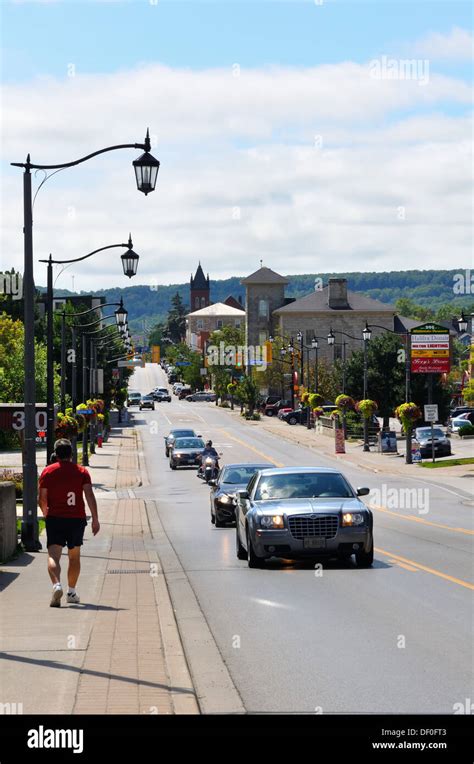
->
[190,263,210,311]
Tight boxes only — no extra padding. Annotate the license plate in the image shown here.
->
[303,537,326,549]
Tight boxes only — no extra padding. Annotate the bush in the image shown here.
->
[219,401,230,408]
[0,470,23,499]
[245,412,261,421]
[459,423,474,437]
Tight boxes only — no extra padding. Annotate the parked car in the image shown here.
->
[235,467,373,568]
[209,463,269,527]
[281,408,306,425]
[186,392,217,402]
[448,412,474,433]
[164,428,198,456]
[178,387,193,399]
[153,387,171,402]
[264,399,292,417]
[277,407,294,420]
[169,437,205,470]
[414,426,451,458]
[172,383,184,394]
[258,395,280,413]
[127,391,142,407]
[139,395,155,411]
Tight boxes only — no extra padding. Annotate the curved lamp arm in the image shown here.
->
[12,132,151,171]
[39,239,132,267]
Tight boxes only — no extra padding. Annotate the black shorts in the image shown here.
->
[46,517,87,549]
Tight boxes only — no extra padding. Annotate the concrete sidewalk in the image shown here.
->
[0,425,198,715]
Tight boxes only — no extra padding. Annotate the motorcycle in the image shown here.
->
[197,454,221,483]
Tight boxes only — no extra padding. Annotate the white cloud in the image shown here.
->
[411,26,473,61]
[1,62,471,291]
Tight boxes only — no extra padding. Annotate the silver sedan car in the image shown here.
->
[235,467,373,568]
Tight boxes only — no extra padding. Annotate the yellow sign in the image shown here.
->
[151,345,160,363]
[264,340,273,364]
[411,349,450,358]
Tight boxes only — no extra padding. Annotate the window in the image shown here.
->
[201,297,206,308]
[195,297,199,309]
[235,319,241,328]
[217,319,223,329]
[258,299,269,318]
[305,330,313,345]
[334,344,342,360]
[259,332,268,347]
[197,319,203,330]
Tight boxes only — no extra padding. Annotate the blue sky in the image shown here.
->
[1,1,472,289]
[2,1,472,82]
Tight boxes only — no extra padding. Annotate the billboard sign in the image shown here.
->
[410,323,451,374]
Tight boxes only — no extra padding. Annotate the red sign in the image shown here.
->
[410,323,451,375]
[411,357,451,374]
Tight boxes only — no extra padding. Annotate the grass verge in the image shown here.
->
[420,457,474,469]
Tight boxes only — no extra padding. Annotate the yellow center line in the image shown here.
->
[371,504,474,536]
[219,428,283,467]
[376,547,474,591]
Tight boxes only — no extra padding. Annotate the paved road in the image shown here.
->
[131,365,473,714]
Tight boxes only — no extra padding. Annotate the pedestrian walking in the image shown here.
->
[38,438,100,607]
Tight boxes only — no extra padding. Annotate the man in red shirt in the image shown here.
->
[39,438,100,607]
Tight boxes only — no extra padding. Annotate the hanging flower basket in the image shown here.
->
[76,403,96,422]
[356,399,378,419]
[335,394,355,411]
[75,414,87,434]
[313,407,324,419]
[55,413,78,439]
[395,402,422,433]
[309,393,324,409]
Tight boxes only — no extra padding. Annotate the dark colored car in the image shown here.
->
[414,427,451,458]
[186,392,217,402]
[259,395,280,412]
[263,399,293,417]
[178,387,193,400]
[169,437,205,470]
[164,428,197,456]
[282,408,305,425]
[127,392,142,407]
[139,395,155,411]
[209,463,269,527]
[235,467,373,568]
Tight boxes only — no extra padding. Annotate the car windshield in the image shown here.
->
[173,438,204,449]
[170,430,195,439]
[416,428,444,438]
[221,466,267,484]
[254,472,353,500]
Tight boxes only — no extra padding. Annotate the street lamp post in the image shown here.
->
[13,131,157,551]
[39,242,136,464]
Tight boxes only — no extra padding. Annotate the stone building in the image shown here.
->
[186,302,245,352]
[241,266,290,348]
[273,278,396,362]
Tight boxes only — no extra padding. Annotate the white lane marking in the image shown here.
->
[177,402,206,423]
[252,598,291,610]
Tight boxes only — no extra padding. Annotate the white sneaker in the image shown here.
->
[50,585,63,607]
[67,591,80,604]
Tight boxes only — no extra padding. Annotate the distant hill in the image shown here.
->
[43,269,472,332]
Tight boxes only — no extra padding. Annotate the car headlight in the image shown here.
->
[260,515,285,529]
[342,512,365,526]
[219,494,235,504]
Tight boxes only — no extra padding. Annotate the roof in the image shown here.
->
[190,263,209,289]
[257,467,340,475]
[273,285,395,314]
[186,301,245,318]
[241,266,288,285]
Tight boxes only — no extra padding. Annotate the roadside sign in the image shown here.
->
[112,368,119,380]
[175,361,191,366]
[200,368,208,375]
[118,359,143,368]
[151,345,160,363]
[424,404,438,422]
[410,323,451,374]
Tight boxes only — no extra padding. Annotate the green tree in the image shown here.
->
[0,312,54,403]
[165,292,187,343]
[237,375,260,416]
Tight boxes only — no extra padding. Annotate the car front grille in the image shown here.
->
[288,515,339,540]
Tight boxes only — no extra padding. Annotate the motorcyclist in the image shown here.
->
[198,440,219,477]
